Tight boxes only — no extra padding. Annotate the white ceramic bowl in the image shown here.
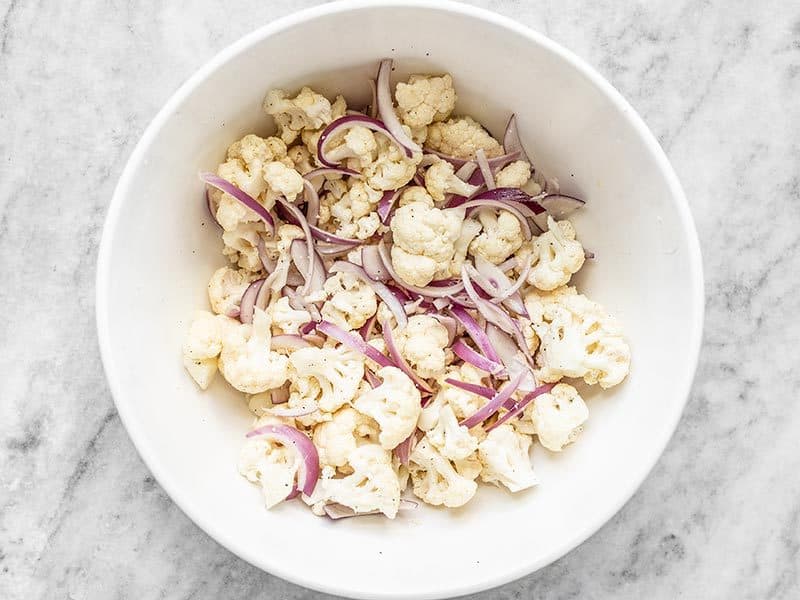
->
[96,1,703,598]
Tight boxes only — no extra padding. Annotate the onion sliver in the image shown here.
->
[502,114,531,164]
[461,266,518,336]
[460,369,526,429]
[317,114,412,167]
[448,305,501,363]
[245,424,320,496]
[271,334,314,351]
[377,189,403,224]
[317,320,394,368]
[330,261,408,328]
[302,180,321,227]
[200,173,274,234]
[476,149,496,190]
[423,148,520,171]
[382,320,433,393]
[486,383,555,432]
[394,432,417,466]
[376,59,421,155]
[267,399,319,418]
[362,245,391,281]
[444,377,495,399]
[239,278,265,324]
[452,339,505,375]
[539,193,586,218]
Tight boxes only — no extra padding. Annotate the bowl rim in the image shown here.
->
[96,1,705,598]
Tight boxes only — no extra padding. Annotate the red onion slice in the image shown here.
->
[199,173,275,234]
[486,383,555,432]
[245,424,320,496]
[467,261,527,316]
[361,245,391,281]
[330,261,408,328]
[430,314,458,344]
[469,187,546,213]
[317,114,412,168]
[443,378,495,399]
[394,432,417,465]
[377,241,465,297]
[461,266,517,336]
[423,149,520,171]
[378,189,403,224]
[271,334,314,351]
[460,369,526,428]
[376,59,421,155]
[539,193,586,218]
[239,278,266,324]
[382,320,433,393]
[277,199,316,292]
[302,179,320,227]
[475,149,496,190]
[455,161,478,182]
[502,114,531,164]
[448,306,501,364]
[452,339,505,375]
[316,242,359,256]
[316,320,394,368]
[256,237,276,273]
[358,313,377,340]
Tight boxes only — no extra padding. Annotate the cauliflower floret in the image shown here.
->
[287,145,314,174]
[446,217,481,278]
[218,308,290,394]
[220,222,265,272]
[311,444,401,518]
[424,158,479,202]
[431,363,489,423]
[469,209,524,265]
[398,185,434,208]
[216,134,288,202]
[523,383,588,451]
[427,405,478,461]
[409,437,477,508]
[325,126,378,168]
[313,407,380,469]
[395,74,457,129]
[477,424,538,492]
[288,345,365,412]
[238,429,300,509]
[426,116,502,159]
[328,181,383,240]
[207,266,256,316]
[182,310,236,389]
[393,315,449,379]
[390,201,464,286]
[264,87,334,144]
[353,366,421,450]
[524,286,631,388]
[269,296,312,335]
[495,160,532,188]
[363,134,421,191]
[263,161,304,201]
[524,216,585,291]
[321,271,378,330]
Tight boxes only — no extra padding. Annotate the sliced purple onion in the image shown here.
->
[256,237,276,273]
[359,313,377,340]
[394,432,417,465]
[302,179,320,227]
[376,59,421,155]
[277,199,316,291]
[460,369,526,429]
[485,324,537,390]
[245,424,319,496]
[502,114,531,164]
[468,260,527,316]
[476,149,496,190]
[430,314,458,344]
[330,261,408,328]
[239,279,266,324]
[377,241,465,298]
[364,367,381,388]
[444,378,495,399]
[455,161,478,182]
[448,305,501,364]
[199,173,274,234]
[316,242,358,256]
[382,320,433,393]
[316,320,394,368]
[469,187,546,213]
[423,149,520,171]
[377,188,403,224]
[271,334,314,351]
[452,340,505,375]
[539,193,586,219]
[317,114,411,168]
[486,383,555,432]
[279,200,362,247]
[361,245,391,281]
[461,266,518,337]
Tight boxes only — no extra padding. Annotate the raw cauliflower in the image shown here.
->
[395,74,457,129]
[310,444,401,518]
[477,424,538,492]
[398,185,434,208]
[524,217,585,291]
[328,180,383,240]
[390,201,464,286]
[321,271,378,330]
[495,160,532,188]
[217,308,290,394]
[409,437,478,508]
[393,315,449,379]
[446,217,482,278]
[313,407,380,469]
[523,383,588,451]
[427,405,478,461]
[220,222,265,272]
[363,133,421,191]
[426,116,502,159]
[268,296,312,335]
[215,134,288,204]
[427,362,489,424]
[239,420,301,509]
[207,266,256,317]
[263,161,304,202]
[353,366,421,450]
[524,286,631,388]
[287,145,314,174]
[469,208,524,265]
[288,345,365,412]
[324,126,378,168]
[263,86,334,144]
[424,157,479,202]
[183,310,235,389]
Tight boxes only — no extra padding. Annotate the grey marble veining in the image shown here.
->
[1,0,798,598]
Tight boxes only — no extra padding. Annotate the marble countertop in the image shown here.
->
[2,0,798,598]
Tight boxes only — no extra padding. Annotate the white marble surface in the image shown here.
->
[1,0,798,598]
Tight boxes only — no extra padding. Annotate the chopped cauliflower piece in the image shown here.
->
[218,308,290,394]
[216,134,288,203]
[495,160,532,188]
[220,221,265,272]
[268,296,312,335]
[393,315,449,379]
[363,133,421,191]
[524,286,631,388]
[263,161,304,201]
[427,405,478,461]
[430,363,489,423]
[287,145,314,174]
[353,366,421,449]
[469,208,524,265]
[524,383,588,451]
[313,407,380,469]
[524,217,585,291]
[390,201,464,286]
[239,422,301,508]
[207,266,256,316]
[182,310,234,389]
[409,437,478,508]
[426,116,502,159]
[325,126,378,168]
[477,424,538,492]
[328,180,383,240]
[288,345,365,412]
[321,271,378,330]
[264,86,333,144]
[446,217,481,278]
[424,158,479,201]
[395,74,457,129]
[398,185,434,208]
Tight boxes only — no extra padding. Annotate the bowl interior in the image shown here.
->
[97,3,702,599]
